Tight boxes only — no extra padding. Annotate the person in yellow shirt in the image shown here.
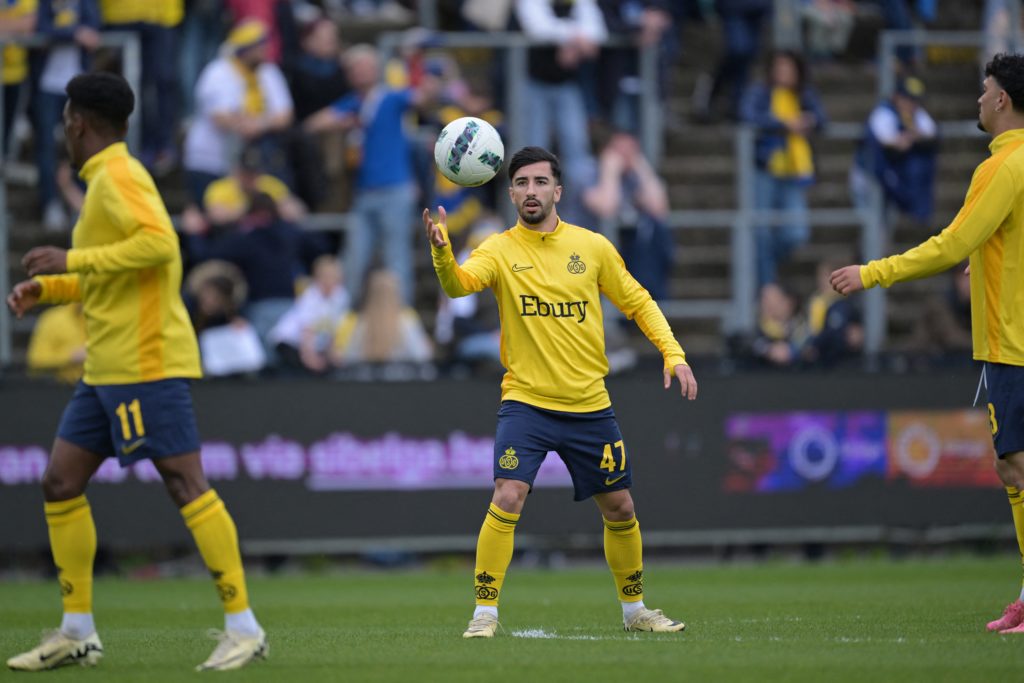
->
[424,146,697,638]
[26,303,86,383]
[830,53,1024,635]
[0,0,37,154]
[5,72,267,672]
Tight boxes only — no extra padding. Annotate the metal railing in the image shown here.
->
[0,32,142,369]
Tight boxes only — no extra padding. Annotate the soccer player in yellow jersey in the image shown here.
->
[5,73,267,671]
[423,146,698,638]
[830,53,1024,634]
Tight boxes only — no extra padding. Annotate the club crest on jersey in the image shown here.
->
[567,252,586,274]
[499,447,519,470]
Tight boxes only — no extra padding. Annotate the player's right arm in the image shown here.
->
[7,275,81,317]
[854,161,1016,290]
[423,206,495,298]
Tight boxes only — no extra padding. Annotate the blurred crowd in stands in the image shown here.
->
[5,0,1010,383]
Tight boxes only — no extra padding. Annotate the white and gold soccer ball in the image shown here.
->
[433,116,504,187]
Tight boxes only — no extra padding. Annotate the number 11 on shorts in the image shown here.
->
[600,440,626,472]
[115,399,145,440]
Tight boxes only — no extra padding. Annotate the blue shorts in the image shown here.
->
[493,400,631,501]
[57,379,201,466]
[985,363,1024,458]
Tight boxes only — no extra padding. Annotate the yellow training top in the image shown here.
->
[0,0,37,85]
[34,142,201,384]
[99,0,182,27]
[432,218,687,412]
[861,128,1024,365]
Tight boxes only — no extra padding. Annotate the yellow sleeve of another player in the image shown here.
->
[597,235,687,369]
[34,274,81,304]
[861,161,1014,289]
[66,160,179,274]
[431,229,496,298]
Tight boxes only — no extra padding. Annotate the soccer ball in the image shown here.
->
[433,117,504,187]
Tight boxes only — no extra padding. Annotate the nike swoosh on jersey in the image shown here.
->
[122,438,147,455]
[511,264,533,272]
[604,474,627,486]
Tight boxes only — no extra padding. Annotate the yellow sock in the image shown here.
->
[1007,487,1024,592]
[181,489,250,614]
[45,495,97,614]
[474,503,519,606]
[604,516,644,603]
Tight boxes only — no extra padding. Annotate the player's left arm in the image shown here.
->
[832,162,1016,295]
[597,236,696,400]
[27,180,180,277]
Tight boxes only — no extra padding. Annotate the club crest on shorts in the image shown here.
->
[499,447,519,470]
[567,252,586,274]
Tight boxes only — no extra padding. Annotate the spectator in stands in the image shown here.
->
[186,260,267,377]
[183,191,328,357]
[183,18,294,208]
[195,143,307,230]
[802,261,863,366]
[304,43,442,305]
[692,0,771,123]
[748,282,809,368]
[99,0,184,174]
[270,254,351,373]
[282,14,350,210]
[851,75,938,226]
[513,0,606,222]
[595,0,678,131]
[433,219,502,368]
[285,15,349,123]
[181,0,227,117]
[901,263,973,368]
[0,0,37,156]
[34,0,100,232]
[26,303,86,384]
[331,268,432,366]
[225,0,292,64]
[583,129,672,300]
[741,50,826,287]
[802,0,855,60]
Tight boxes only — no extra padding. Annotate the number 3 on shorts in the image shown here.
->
[988,402,999,436]
[599,440,626,473]
[115,399,146,440]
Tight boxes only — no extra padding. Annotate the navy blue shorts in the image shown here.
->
[985,363,1024,458]
[57,379,201,466]
[493,400,631,501]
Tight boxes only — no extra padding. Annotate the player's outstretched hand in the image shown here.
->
[7,279,42,318]
[23,246,68,276]
[829,265,864,296]
[422,206,448,249]
[665,363,697,401]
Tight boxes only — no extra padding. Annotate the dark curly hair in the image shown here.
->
[985,53,1024,111]
[66,72,135,134]
[508,146,562,184]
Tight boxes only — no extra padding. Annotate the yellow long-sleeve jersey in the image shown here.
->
[432,219,687,412]
[34,142,201,385]
[99,0,183,27]
[860,128,1024,365]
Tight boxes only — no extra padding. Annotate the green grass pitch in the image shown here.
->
[3,556,1024,682]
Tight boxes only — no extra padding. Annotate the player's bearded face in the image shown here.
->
[511,162,561,225]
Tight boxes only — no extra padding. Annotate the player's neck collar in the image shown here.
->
[79,141,128,182]
[514,216,563,241]
[990,127,1024,153]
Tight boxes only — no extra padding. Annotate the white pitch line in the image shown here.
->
[511,629,641,641]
